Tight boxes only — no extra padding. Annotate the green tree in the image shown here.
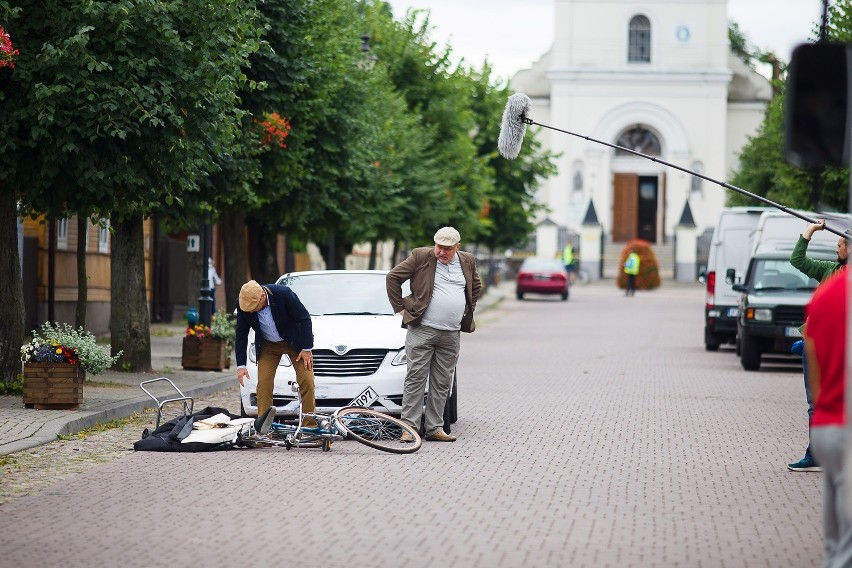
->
[729,3,849,213]
[464,61,556,252]
[374,6,491,245]
[3,1,262,372]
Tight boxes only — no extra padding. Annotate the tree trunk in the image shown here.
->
[368,238,378,270]
[315,236,350,271]
[391,240,400,267]
[48,218,56,322]
[75,215,88,328]
[221,210,247,313]
[246,217,278,283]
[110,215,151,372]
[0,191,26,382]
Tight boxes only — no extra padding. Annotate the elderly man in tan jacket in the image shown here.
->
[386,226,482,442]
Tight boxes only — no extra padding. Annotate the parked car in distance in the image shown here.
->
[239,270,459,430]
[515,257,569,300]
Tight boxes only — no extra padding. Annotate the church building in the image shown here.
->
[510,0,772,277]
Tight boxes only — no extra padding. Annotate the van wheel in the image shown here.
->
[740,331,761,371]
[704,330,721,351]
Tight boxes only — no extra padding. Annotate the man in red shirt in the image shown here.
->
[806,268,850,566]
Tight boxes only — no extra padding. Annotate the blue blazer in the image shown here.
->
[235,284,314,367]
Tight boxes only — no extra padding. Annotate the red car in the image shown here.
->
[515,258,569,300]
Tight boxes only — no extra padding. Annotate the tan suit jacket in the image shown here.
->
[386,247,482,332]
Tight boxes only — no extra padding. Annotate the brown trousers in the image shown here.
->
[256,340,316,427]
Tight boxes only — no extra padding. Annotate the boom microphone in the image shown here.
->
[498,93,532,159]
[498,92,850,239]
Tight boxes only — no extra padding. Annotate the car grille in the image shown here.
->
[313,349,388,377]
[775,305,805,327]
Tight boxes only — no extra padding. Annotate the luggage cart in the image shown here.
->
[139,377,194,429]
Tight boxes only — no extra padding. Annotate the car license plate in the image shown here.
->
[727,308,739,317]
[348,386,379,408]
[786,327,803,338]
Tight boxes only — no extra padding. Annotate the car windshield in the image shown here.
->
[750,259,819,292]
[520,258,565,272]
[276,272,409,316]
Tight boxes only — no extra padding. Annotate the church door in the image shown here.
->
[612,173,637,242]
[612,173,658,243]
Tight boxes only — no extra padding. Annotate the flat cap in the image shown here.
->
[239,280,264,312]
[434,226,461,246]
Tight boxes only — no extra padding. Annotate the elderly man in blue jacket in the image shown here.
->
[235,280,316,427]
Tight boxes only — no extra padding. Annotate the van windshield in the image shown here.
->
[750,259,819,292]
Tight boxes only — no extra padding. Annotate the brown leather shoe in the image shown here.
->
[425,430,457,442]
[400,429,415,443]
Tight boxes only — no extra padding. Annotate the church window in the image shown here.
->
[615,127,661,156]
[628,15,651,63]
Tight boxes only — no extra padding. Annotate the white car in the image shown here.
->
[239,270,459,428]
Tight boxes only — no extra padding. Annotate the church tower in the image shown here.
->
[512,0,770,265]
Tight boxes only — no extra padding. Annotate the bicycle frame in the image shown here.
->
[236,380,423,453]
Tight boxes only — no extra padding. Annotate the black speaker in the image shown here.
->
[784,43,851,168]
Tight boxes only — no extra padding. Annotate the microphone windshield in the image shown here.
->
[498,93,531,160]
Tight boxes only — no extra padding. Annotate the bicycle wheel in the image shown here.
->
[334,407,422,454]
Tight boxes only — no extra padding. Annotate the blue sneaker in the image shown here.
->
[787,456,822,472]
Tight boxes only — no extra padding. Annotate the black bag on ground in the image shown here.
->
[133,406,242,452]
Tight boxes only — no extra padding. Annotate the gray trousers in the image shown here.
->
[401,324,459,435]
[811,426,852,568]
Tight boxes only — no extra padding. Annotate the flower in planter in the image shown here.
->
[186,324,212,339]
[20,322,123,375]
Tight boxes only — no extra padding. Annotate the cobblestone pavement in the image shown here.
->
[0,282,823,567]
[0,386,239,504]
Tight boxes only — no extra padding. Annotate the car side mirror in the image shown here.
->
[731,283,747,293]
[725,268,736,285]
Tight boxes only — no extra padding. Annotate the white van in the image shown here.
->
[702,207,771,351]
[731,210,852,371]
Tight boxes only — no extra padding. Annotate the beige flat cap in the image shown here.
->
[434,226,461,246]
[239,280,264,312]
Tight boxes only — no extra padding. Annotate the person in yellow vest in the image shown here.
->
[562,242,575,285]
[624,250,640,296]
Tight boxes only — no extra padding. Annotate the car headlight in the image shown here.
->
[391,349,407,366]
[746,308,772,322]
[248,343,293,366]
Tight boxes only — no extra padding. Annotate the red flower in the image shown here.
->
[255,112,291,149]
[0,26,20,69]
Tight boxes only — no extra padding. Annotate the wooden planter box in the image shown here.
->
[23,362,85,410]
[181,337,227,371]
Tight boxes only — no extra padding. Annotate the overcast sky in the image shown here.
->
[383,0,824,80]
